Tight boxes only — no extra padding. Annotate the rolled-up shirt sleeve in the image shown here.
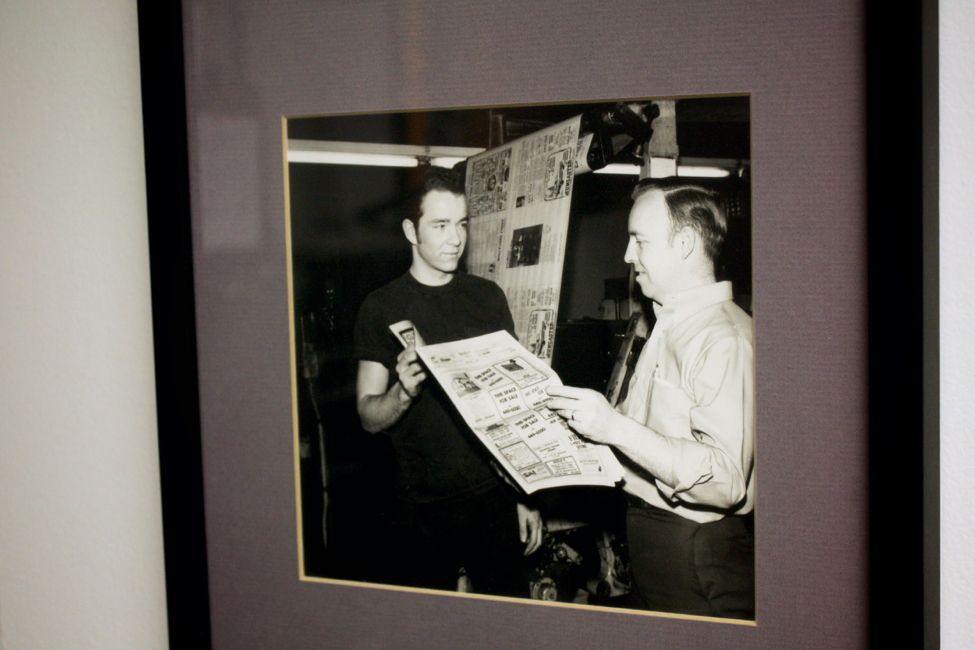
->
[654,334,755,510]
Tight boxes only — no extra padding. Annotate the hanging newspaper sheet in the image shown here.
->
[391,323,624,495]
[465,115,582,365]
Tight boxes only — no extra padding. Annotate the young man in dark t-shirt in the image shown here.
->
[353,167,542,596]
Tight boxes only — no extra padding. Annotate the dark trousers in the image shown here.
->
[390,486,531,598]
[626,501,754,620]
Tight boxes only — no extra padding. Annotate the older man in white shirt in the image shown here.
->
[548,178,754,619]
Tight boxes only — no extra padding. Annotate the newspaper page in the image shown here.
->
[465,115,582,365]
[406,327,624,495]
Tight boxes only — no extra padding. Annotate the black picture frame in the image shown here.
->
[138,3,211,649]
[138,1,937,647]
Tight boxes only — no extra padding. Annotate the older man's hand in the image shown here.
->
[546,385,622,445]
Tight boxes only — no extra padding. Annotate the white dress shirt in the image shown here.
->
[618,281,755,523]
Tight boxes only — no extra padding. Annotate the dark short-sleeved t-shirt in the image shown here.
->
[353,271,516,503]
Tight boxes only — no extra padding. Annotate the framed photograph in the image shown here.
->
[140,1,930,648]
[285,98,753,616]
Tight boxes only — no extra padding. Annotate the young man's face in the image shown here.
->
[624,190,683,304]
[408,189,468,280]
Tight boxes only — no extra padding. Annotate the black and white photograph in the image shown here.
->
[287,96,754,621]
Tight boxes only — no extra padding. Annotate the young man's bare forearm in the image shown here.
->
[357,382,413,433]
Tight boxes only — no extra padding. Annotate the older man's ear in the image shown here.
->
[676,226,697,260]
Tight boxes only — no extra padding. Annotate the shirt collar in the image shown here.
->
[652,281,734,326]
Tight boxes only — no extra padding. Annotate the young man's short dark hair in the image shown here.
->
[404,166,466,229]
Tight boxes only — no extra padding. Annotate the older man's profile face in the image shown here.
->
[624,190,683,303]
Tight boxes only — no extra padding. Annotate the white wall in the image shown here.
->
[0,1,169,649]
[940,1,975,647]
